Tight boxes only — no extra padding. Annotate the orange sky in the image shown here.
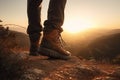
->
[0,0,120,33]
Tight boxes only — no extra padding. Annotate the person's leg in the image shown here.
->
[39,0,71,59]
[27,0,43,56]
[44,0,66,32]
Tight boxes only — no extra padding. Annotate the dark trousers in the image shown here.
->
[27,0,67,34]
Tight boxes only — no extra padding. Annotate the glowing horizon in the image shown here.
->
[0,0,120,33]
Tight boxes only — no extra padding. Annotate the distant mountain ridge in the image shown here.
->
[77,29,120,63]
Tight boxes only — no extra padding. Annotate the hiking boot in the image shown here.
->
[29,33,41,56]
[39,29,71,60]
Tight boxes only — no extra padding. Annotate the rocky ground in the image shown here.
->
[0,26,120,80]
[0,50,120,80]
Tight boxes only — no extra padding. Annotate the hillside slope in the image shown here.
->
[0,26,29,50]
[0,27,120,80]
[77,30,120,63]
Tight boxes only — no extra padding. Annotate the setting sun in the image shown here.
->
[63,20,93,33]
[0,0,120,33]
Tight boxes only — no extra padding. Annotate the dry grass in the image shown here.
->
[0,29,29,80]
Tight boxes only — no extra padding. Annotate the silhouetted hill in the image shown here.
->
[78,29,120,63]
[108,29,120,35]
[0,25,30,50]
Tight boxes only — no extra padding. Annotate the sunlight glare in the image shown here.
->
[63,20,92,33]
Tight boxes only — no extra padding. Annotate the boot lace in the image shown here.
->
[58,33,68,49]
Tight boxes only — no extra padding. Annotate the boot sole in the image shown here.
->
[38,47,71,60]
